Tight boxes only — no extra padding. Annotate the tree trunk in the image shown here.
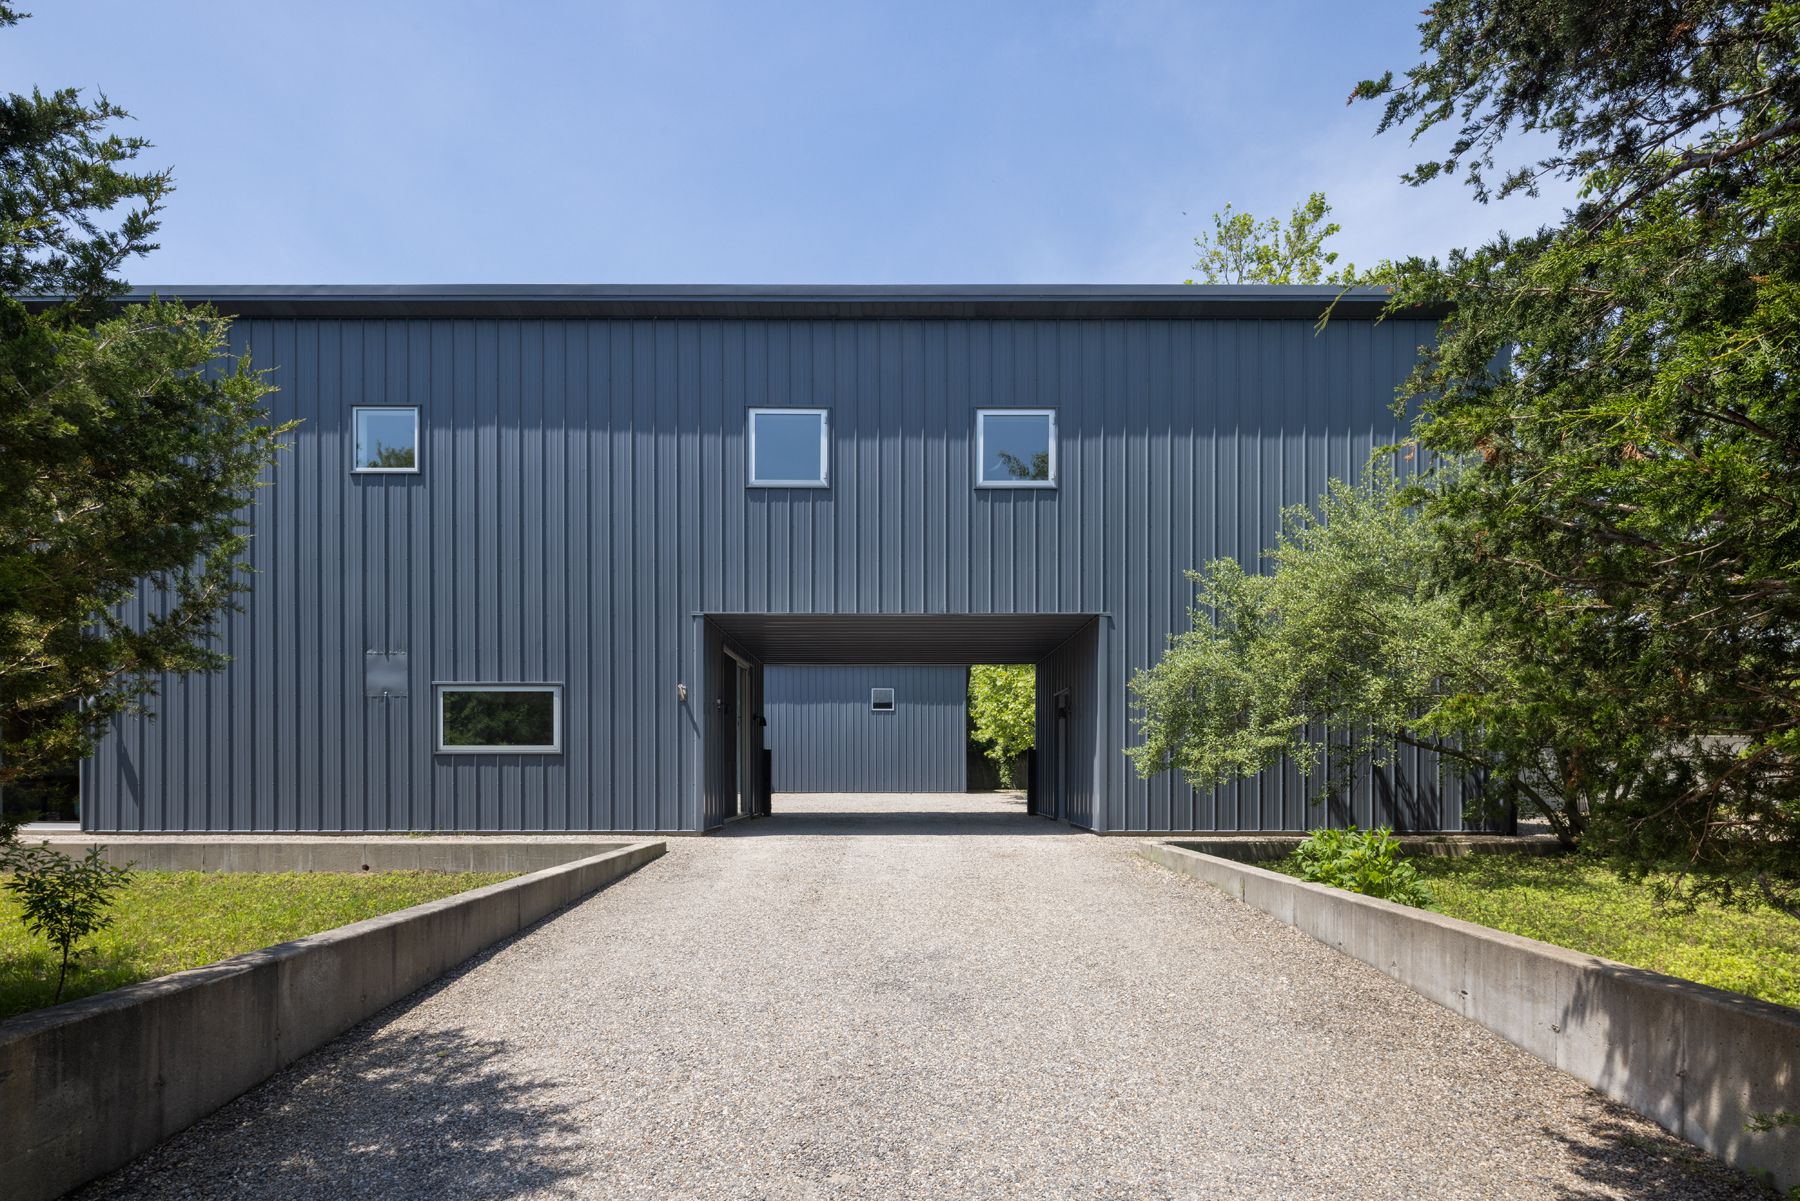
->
[53,941,69,1003]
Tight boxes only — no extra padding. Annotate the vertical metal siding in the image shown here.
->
[1036,620,1100,829]
[84,315,1476,834]
[765,666,967,793]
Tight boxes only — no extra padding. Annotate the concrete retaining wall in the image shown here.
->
[0,840,664,1201]
[1140,841,1800,1192]
[31,836,637,874]
[1161,834,1563,862]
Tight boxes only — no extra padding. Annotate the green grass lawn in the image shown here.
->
[0,869,517,1020]
[1277,853,1800,1009]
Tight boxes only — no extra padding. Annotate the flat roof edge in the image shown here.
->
[69,284,1446,321]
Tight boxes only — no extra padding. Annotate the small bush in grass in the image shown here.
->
[0,869,521,1017]
[1290,826,1430,908]
[3,844,133,1002]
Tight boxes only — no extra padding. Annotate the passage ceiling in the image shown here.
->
[706,613,1100,665]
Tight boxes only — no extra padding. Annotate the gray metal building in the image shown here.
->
[765,665,968,793]
[83,284,1477,834]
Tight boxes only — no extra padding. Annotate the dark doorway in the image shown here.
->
[717,651,739,817]
[1053,688,1071,822]
[735,658,754,816]
[717,649,756,819]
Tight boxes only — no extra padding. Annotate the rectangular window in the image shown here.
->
[976,409,1056,488]
[353,406,420,473]
[749,408,828,487]
[435,684,561,753]
[870,687,896,712]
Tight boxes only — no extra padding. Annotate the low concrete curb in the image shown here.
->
[30,837,638,874]
[1152,833,1563,862]
[0,839,664,1201]
[1140,841,1800,1192]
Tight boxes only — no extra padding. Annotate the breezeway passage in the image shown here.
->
[80,795,1759,1200]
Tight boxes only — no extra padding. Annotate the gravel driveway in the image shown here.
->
[81,794,1764,1200]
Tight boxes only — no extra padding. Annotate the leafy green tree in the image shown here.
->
[0,5,289,787]
[994,449,1049,481]
[3,842,132,1002]
[441,691,557,748]
[1186,192,1372,285]
[969,665,1035,788]
[370,442,415,469]
[1358,0,1800,914]
[1127,467,1607,844]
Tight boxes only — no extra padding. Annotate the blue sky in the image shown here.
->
[6,2,1575,285]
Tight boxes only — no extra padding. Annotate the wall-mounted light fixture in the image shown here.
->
[677,683,688,703]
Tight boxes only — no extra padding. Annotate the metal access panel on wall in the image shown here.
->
[765,665,966,792]
[363,651,409,698]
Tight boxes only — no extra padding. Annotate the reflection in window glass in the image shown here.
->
[749,409,827,485]
[438,687,560,751]
[354,407,419,471]
[978,410,1055,485]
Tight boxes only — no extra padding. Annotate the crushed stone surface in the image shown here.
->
[79,794,1769,1200]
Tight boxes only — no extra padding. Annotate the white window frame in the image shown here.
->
[975,408,1057,489]
[351,405,422,475]
[434,683,563,754]
[870,687,896,713]
[748,407,830,488]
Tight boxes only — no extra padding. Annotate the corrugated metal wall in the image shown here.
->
[1037,620,1100,828]
[84,313,1478,833]
[765,666,966,792]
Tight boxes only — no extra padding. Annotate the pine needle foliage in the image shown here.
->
[1358,0,1800,914]
[0,6,292,784]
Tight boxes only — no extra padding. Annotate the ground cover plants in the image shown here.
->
[1274,843,1799,1009]
[0,869,517,1019]
[1414,855,1800,1010]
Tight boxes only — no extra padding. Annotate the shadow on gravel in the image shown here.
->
[1554,960,1797,1195]
[1544,1115,1768,1200]
[78,1026,584,1200]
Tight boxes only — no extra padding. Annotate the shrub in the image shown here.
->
[1289,826,1430,908]
[3,844,134,1002]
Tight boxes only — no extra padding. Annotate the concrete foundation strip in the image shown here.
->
[1139,840,1800,1192]
[0,839,665,1201]
[26,836,649,875]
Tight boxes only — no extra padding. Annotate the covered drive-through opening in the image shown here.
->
[696,613,1103,831]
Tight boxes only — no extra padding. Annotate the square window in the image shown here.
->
[749,409,828,487]
[977,409,1056,487]
[436,685,561,753]
[870,687,896,712]
[353,407,420,473]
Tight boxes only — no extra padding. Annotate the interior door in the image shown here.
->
[735,662,753,816]
[717,652,738,819]
[1054,689,1070,822]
